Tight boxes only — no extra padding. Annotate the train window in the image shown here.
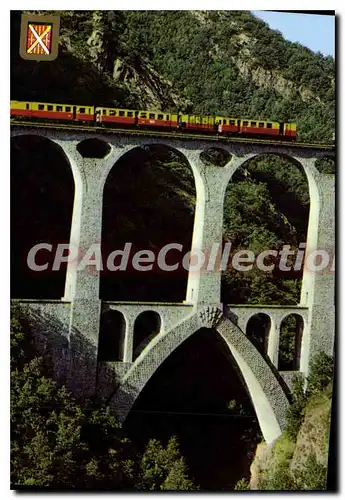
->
[38,104,45,110]
[56,106,63,112]
[47,105,54,111]
[259,122,265,128]
[166,115,170,120]
[243,121,248,127]
[141,113,147,118]
[79,107,86,113]
[223,119,227,125]
[102,109,107,115]
[158,114,164,120]
[230,120,236,125]
[109,110,116,116]
[119,110,125,117]
[251,121,257,127]
[149,113,155,119]
[26,103,30,110]
[127,111,133,117]
[65,106,71,112]
[267,123,272,128]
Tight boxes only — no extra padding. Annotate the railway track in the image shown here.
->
[11,119,335,151]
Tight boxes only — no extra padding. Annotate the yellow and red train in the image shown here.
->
[10,100,297,140]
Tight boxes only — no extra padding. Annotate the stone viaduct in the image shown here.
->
[11,124,335,444]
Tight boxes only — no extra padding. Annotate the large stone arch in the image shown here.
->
[112,307,289,444]
[221,151,320,306]
[100,143,197,301]
[11,134,76,299]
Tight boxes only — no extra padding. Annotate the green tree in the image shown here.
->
[10,306,196,490]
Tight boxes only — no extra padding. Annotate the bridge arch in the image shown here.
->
[98,309,126,361]
[221,152,317,306]
[112,308,289,444]
[76,138,112,158]
[133,310,162,360]
[11,134,76,299]
[278,313,304,371]
[100,144,197,302]
[246,313,271,356]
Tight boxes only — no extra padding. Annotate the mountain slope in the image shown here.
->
[11,10,335,142]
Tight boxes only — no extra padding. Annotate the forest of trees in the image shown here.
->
[11,306,197,490]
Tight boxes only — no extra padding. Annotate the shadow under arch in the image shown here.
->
[11,134,75,299]
[98,309,126,361]
[133,310,161,360]
[112,310,289,445]
[124,326,261,490]
[100,143,196,302]
[246,313,271,356]
[221,152,314,305]
[278,313,304,371]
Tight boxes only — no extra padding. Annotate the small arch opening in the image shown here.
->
[246,313,271,356]
[200,147,231,167]
[278,314,304,371]
[77,138,111,158]
[133,311,161,360]
[98,310,126,361]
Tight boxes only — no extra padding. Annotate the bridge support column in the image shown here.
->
[63,156,105,395]
[123,318,134,363]
[299,159,335,374]
[184,154,239,306]
[267,316,279,368]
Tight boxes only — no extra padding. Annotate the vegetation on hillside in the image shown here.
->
[235,352,334,491]
[11,306,197,490]
[11,10,334,142]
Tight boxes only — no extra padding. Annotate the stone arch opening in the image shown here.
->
[100,144,196,301]
[11,135,74,299]
[98,310,126,361]
[221,153,310,305]
[200,147,232,167]
[278,313,304,371]
[124,327,261,490]
[76,138,111,158]
[246,313,271,356]
[133,311,161,360]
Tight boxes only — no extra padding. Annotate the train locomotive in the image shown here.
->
[10,100,297,140]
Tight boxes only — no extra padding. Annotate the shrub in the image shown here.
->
[307,352,334,397]
[285,374,307,440]
[234,477,250,490]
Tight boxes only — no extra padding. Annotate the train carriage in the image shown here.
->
[137,110,178,129]
[240,119,280,137]
[180,114,215,133]
[10,101,95,122]
[95,107,136,126]
[216,116,240,134]
[10,100,297,141]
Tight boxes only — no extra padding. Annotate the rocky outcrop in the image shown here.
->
[234,59,320,103]
[248,391,331,490]
[290,396,331,482]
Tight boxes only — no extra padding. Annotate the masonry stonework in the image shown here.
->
[11,125,335,442]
